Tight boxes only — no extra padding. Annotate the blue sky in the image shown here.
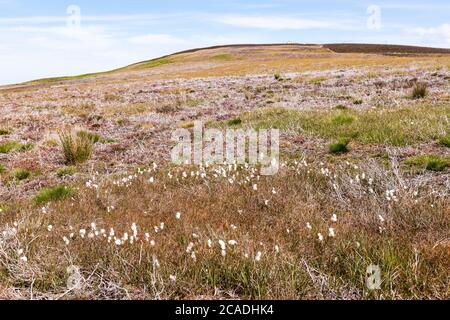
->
[1,0,449,84]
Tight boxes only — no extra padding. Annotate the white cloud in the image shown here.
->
[406,24,450,44]
[212,15,342,30]
[128,33,189,45]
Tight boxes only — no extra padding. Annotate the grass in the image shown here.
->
[330,138,350,154]
[411,83,428,99]
[57,166,76,178]
[76,130,101,144]
[228,118,242,126]
[0,128,11,135]
[0,164,5,174]
[211,54,234,61]
[0,141,33,154]
[439,135,450,147]
[1,160,447,299]
[405,155,449,172]
[12,169,31,181]
[34,185,74,204]
[59,131,94,165]
[224,104,450,146]
[134,57,173,69]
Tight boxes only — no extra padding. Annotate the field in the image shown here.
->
[0,44,449,299]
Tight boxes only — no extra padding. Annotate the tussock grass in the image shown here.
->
[0,141,33,154]
[405,155,449,172]
[228,104,449,146]
[0,128,11,135]
[330,138,350,154]
[411,83,428,99]
[439,135,450,147]
[57,166,76,178]
[59,131,94,165]
[34,185,73,204]
[12,169,31,181]
[0,164,5,174]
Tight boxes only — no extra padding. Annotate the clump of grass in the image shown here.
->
[353,99,363,105]
[34,185,73,204]
[59,131,94,165]
[0,141,33,154]
[0,164,5,174]
[331,113,355,125]
[57,166,76,178]
[12,168,31,181]
[405,155,449,172]
[0,128,11,135]
[228,118,242,126]
[411,83,428,99]
[329,138,350,154]
[335,105,348,110]
[438,135,450,147]
[76,130,101,144]
[274,74,283,81]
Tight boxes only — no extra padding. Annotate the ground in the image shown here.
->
[0,44,449,299]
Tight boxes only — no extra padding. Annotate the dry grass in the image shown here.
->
[0,159,448,300]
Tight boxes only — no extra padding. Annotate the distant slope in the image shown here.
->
[3,43,450,90]
[324,43,450,54]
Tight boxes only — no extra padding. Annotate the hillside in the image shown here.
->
[0,44,449,300]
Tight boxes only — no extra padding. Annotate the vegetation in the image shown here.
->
[405,155,449,172]
[59,131,94,165]
[12,169,31,181]
[229,105,449,146]
[57,166,76,178]
[34,185,74,204]
[411,83,428,99]
[329,138,350,154]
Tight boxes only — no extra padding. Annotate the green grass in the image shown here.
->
[34,185,74,204]
[12,169,31,181]
[405,155,449,172]
[225,104,450,146]
[439,135,450,147]
[134,57,173,69]
[59,131,94,165]
[329,138,350,154]
[76,130,101,144]
[211,54,234,61]
[0,164,5,174]
[0,141,32,154]
[57,166,76,178]
[334,105,349,110]
[331,113,355,125]
[228,118,242,126]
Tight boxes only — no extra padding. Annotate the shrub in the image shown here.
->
[330,138,350,154]
[405,155,449,172]
[57,166,76,178]
[439,135,450,147]
[12,168,31,181]
[411,83,428,99]
[34,185,73,204]
[228,118,242,126]
[331,113,355,125]
[59,131,94,165]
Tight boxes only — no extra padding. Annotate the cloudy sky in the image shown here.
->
[0,0,449,85]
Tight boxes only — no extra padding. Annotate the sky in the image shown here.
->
[0,0,449,85]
